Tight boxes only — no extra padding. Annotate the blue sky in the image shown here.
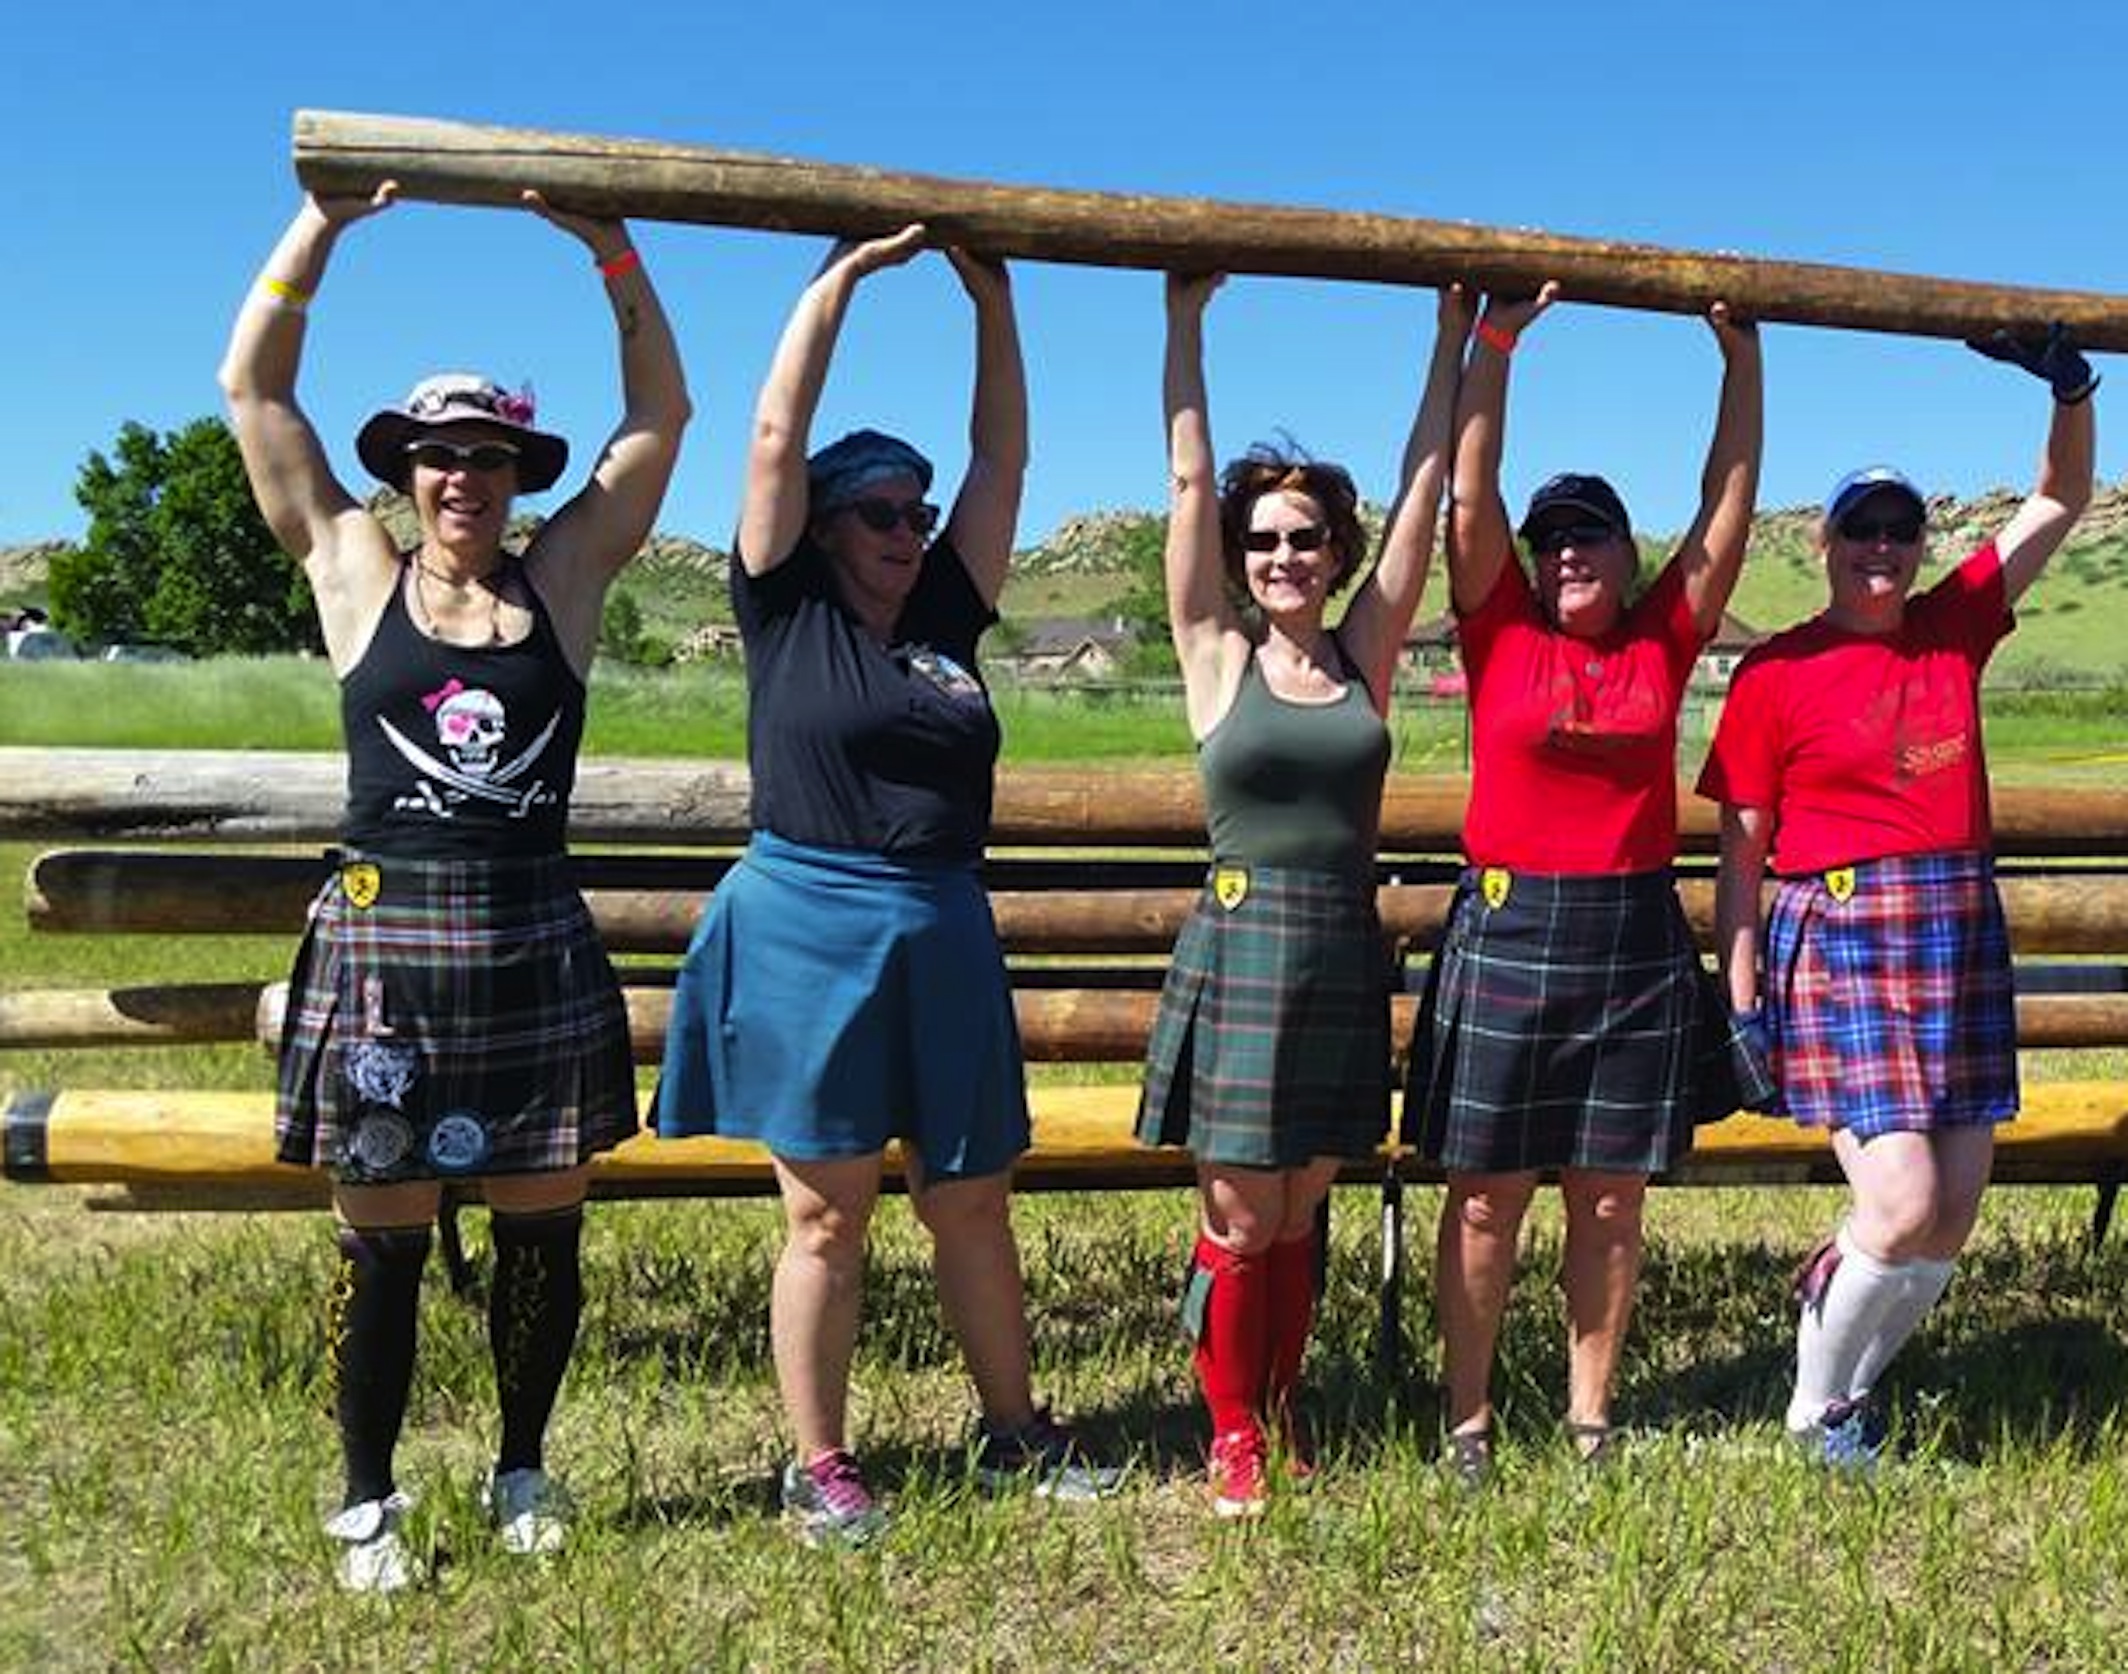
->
[6,1,2125,551]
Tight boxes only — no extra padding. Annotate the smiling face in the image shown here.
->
[1525,512,1636,639]
[813,470,932,633]
[1820,487,1927,632]
[406,421,520,559]
[1240,490,1340,627]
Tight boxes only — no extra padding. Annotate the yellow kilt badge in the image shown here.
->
[341,862,382,911]
[1213,865,1250,912]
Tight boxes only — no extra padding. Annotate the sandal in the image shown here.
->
[1446,1428,1493,1491]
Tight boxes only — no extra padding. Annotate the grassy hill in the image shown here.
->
[10,486,2128,682]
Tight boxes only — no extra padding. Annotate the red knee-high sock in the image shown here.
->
[1265,1228,1320,1415]
[1189,1233,1272,1438]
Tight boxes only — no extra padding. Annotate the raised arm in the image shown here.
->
[1671,306,1764,638]
[1446,284,1559,616]
[217,188,402,664]
[1339,286,1474,710]
[939,250,1027,610]
[1714,802,1775,1014]
[1968,325,2099,606]
[737,226,927,575]
[1161,273,1245,740]
[522,193,693,651]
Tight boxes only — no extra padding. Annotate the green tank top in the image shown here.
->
[1198,642,1391,876]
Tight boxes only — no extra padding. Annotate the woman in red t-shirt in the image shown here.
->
[1699,328,2097,1467]
[1404,284,1763,1482]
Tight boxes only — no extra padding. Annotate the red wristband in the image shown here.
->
[597,248,641,280]
[1476,319,1518,355]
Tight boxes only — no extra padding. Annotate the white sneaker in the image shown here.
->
[325,1491,418,1594]
[485,1466,570,1556]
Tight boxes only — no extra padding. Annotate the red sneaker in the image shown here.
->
[1208,1427,1268,1519]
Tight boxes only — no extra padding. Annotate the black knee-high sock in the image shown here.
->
[489,1206,584,1474]
[329,1224,430,1508]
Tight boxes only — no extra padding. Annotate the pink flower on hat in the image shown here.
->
[496,385,537,427]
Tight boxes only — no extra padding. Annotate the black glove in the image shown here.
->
[1967,321,2100,404]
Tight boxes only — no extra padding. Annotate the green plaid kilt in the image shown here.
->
[275,851,639,1185]
[1136,864,1393,1166]
[1401,866,1747,1174]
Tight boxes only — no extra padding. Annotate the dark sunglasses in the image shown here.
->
[1837,513,1924,545]
[405,440,521,473]
[1241,524,1329,554]
[847,497,940,537]
[1527,520,1617,556]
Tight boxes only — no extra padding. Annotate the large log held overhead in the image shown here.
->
[294,110,2128,348]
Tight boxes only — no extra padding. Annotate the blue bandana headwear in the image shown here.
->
[807,429,934,513]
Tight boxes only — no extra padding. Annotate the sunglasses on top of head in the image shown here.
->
[846,497,941,537]
[1241,524,1329,554]
[1526,520,1617,556]
[405,440,521,474]
[1836,512,1924,546]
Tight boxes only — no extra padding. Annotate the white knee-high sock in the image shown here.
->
[1847,1255,1955,1402]
[1786,1228,1905,1431]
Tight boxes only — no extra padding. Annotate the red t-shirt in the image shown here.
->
[1695,544,2010,875]
[1459,555,1704,873]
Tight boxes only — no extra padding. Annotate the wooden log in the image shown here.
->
[0,983,266,1048]
[10,750,2128,856]
[13,1083,2127,1209]
[292,111,2128,348]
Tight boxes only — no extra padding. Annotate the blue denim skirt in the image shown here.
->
[653,832,1030,1180]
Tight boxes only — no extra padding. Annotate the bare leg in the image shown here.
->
[769,1153,883,1461]
[1559,1168,1648,1439]
[1436,1171,1539,1436]
[908,1161,1036,1430]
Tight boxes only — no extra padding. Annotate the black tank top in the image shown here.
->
[339,560,585,858]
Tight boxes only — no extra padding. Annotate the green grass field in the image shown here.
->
[5,685,2128,1668]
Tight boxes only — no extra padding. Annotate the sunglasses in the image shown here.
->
[1837,513,1924,545]
[1527,520,1618,556]
[1241,524,1329,554]
[847,497,941,537]
[405,440,521,473]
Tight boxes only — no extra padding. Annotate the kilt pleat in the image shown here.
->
[1402,867,1732,1173]
[1137,865,1391,1166]
[1765,848,2016,1137]
[275,852,638,1183]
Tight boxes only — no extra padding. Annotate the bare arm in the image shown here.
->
[518,195,693,671]
[1447,284,1559,616]
[737,226,927,575]
[217,187,402,669]
[1993,387,2096,607]
[940,250,1026,610]
[1339,285,1474,711]
[1161,273,1247,740]
[1714,802,1775,1012]
[1672,306,1764,638]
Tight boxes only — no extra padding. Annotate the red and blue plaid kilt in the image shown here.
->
[1765,848,2016,1138]
[1402,867,1735,1173]
[275,851,639,1183]
[1137,864,1392,1166]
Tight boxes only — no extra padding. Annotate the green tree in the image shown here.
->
[51,418,320,656]
[1110,516,1179,676]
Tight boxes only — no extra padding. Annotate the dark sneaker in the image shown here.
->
[973,1406,1125,1501]
[780,1449,888,1550]
[1795,1399,1886,1473]
[1446,1428,1493,1492]
[1208,1427,1268,1519]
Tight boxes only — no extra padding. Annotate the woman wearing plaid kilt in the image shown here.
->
[1403,285,1764,1482]
[222,183,689,1588]
[1138,273,1471,1515]
[1700,327,2097,1466]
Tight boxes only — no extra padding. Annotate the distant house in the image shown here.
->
[1398,612,1459,680]
[1399,607,1765,692]
[1696,610,1764,687]
[672,621,744,663]
[1007,616,1133,682]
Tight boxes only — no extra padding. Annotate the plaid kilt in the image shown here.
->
[275,852,638,1184]
[1402,867,1740,1173]
[1765,848,2016,1138]
[1136,864,1392,1166]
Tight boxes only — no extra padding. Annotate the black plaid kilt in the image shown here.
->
[1401,867,1755,1174]
[275,852,639,1184]
[1136,864,1393,1167]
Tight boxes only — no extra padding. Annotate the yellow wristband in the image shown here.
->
[260,276,311,311]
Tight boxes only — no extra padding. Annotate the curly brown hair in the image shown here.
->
[1216,442,1367,593]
